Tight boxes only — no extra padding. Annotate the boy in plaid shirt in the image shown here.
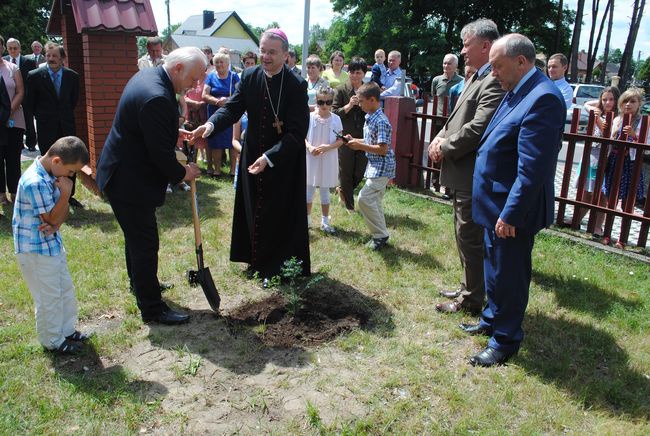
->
[13,136,91,354]
[345,82,395,250]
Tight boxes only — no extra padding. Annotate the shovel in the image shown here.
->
[182,139,221,312]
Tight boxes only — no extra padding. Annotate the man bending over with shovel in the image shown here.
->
[96,47,204,325]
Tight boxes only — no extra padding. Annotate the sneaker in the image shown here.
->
[320,223,336,234]
[178,181,190,192]
[49,338,83,355]
[166,184,173,194]
[366,236,389,251]
[66,330,94,342]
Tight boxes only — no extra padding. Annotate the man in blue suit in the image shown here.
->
[96,47,204,325]
[461,34,565,366]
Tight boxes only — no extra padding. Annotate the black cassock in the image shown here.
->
[207,65,310,278]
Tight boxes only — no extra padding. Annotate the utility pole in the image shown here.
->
[166,0,171,37]
[301,0,311,77]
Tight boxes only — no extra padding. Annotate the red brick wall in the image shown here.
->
[61,13,89,152]
[82,33,139,172]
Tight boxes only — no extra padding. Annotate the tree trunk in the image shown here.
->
[585,0,600,82]
[569,0,586,82]
[588,0,612,82]
[619,0,646,85]
[600,0,614,84]
[554,0,565,54]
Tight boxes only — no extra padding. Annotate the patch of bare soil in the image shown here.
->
[225,280,377,347]
[62,277,393,433]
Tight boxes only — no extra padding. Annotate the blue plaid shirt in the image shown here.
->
[363,109,395,179]
[12,159,63,256]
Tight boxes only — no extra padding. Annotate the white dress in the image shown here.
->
[306,112,342,188]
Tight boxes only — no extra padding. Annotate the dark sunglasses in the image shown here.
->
[317,99,333,106]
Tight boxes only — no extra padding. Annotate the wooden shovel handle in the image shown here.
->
[190,179,202,248]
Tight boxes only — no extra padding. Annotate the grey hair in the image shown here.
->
[498,34,536,63]
[6,37,20,46]
[388,50,401,59]
[443,53,459,65]
[261,31,289,52]
[305,54,322,69]
[165,46,208,71]
[460,18,499,42]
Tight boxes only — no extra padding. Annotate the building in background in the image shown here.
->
[163,10,259,68]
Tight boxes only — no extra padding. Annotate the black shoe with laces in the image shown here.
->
[49,339,83,355]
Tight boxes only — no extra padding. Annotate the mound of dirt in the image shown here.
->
[225,280,379,347]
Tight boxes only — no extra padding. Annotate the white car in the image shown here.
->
[570,84,605,107]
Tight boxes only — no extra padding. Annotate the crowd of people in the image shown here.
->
[4,20,647,368]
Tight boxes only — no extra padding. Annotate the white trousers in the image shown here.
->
[358,176,389,239]
[16,252,78,350]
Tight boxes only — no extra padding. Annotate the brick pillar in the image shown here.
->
[384,96,417,187]
[60,10,89,149]
[82,33,139,172]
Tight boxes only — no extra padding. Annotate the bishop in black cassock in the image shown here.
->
[205,63,310,279]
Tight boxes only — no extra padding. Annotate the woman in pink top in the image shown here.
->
[0,35,25,204]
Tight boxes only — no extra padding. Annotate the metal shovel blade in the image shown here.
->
[197,266,220,312]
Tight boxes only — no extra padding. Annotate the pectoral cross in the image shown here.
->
[273,116,284,134]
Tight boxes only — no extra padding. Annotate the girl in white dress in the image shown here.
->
[305,87,345,234]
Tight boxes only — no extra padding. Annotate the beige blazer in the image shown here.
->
[437,67,505,191]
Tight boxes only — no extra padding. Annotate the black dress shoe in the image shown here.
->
[469,346,514,367]
[459,323,492,336]
[68,197,84,208]
[142,309,190,325]
[439,289,461,299]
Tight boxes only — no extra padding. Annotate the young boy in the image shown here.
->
[345,82,395,250]
[13,136,91,354]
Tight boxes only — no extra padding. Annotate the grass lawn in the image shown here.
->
[0,170,649,434]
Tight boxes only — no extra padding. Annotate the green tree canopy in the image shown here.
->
[637,56,650,81]
[0,0,50,53]
[326,0,573,80]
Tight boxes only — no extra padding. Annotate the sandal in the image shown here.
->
[51,339,83,355]
[615,240,625,249]
[601,236,611,246]
[66,330,93,342]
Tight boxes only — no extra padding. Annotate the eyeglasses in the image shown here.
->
[317,100,333,106]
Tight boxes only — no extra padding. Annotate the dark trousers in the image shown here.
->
[0,127,24,194]
[108,197,166,317]
[24,111,36,149]
[338,146,367,210]
[452,189,485,310]
[479,228,536,354]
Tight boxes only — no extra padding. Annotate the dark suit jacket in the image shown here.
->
[96,66,185,207]
[437,66,505,191]
[3,55,37,83]
[24,65,79,150]
[472,69,565,234]
[24,53,45,67]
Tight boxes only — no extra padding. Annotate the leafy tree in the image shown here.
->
[247,22,281,40]
[600,48,623,64]
[326,0,573,79]
[637,57,650,81]
[0,0,50,53]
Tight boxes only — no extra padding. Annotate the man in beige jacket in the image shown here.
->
[428,19,505,315]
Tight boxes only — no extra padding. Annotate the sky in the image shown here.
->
[150,0,649,59]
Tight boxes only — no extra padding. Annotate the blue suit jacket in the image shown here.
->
[96,66,185,207]
[472,69,565,234]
